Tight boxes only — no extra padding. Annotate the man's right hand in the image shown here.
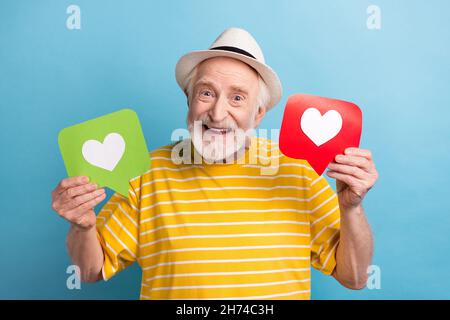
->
[51,176,106,230]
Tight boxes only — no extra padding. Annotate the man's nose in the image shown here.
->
[209,94,228,123]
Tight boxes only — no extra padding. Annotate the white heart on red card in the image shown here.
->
[300,108,343,146]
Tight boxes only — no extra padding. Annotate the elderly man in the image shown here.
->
[51,28,378,300]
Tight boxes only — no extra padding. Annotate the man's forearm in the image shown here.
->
[66,224,104,282]
[333,204,373,289]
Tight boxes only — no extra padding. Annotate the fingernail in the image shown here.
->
[82,176,89,182]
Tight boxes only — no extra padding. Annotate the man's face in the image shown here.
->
[187,57,265,162]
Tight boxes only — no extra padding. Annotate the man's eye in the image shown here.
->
[201,90,213,97]
[233,95,243,101]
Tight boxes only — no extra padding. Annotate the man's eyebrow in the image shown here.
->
[193,79,217,89]
[229,85,249,95]
[193,79,249,94]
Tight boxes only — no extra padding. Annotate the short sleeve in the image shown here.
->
[96,185,140,281]
[306,168,341,276]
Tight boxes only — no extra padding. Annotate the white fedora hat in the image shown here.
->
[175,27,282,111]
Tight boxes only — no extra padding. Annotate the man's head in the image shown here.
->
[185,57,270,162]
[175,28,282,162]
[186,57,270,128]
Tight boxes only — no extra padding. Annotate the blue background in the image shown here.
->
[1,0,449,299]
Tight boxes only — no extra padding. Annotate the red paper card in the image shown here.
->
[279,94,362,175]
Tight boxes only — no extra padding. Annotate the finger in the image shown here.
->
[65,192,107,220]
[344,148,373,160]
[326,170,365,190]
[62,188,105,212]
[55,176,90,195]
[334,154,373,172]
[60,183,98,204]
[327,162,368,180]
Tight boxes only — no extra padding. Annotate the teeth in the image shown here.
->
[206,126,231,133]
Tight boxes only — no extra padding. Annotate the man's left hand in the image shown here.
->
[326,147,378,210]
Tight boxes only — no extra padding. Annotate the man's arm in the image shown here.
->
[51,176,106,282]
[333,204,373,289]
[67,224,104,282]
[326,147,378,290]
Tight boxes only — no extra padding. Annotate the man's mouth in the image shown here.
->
[203,124,233,135]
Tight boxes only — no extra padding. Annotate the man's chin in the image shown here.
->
[189,125,250,163]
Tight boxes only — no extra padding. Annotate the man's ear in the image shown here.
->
[253,106,266,128]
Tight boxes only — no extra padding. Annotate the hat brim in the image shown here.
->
[175,49,282,111]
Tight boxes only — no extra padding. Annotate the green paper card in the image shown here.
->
[58,109,150,197]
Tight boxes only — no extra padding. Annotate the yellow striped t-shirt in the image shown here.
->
[95,137,341,300]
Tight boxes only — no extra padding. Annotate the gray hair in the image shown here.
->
[184,65,270,112]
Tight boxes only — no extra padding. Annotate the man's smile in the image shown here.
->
[202,124,233,135]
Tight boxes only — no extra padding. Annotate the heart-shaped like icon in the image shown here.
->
[82,133,125,171]
[300,108,343,146]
